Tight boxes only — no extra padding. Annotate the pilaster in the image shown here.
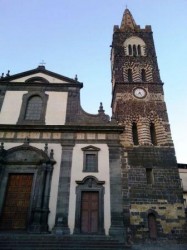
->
[53,143,74,235]
[108,144,125,241]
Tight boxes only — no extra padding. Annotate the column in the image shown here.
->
[41,163,54,232]
[29,163,46,233]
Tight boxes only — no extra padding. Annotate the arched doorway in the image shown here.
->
[74,176,105,235]
[148,213,157,239]
[0,142,55,232]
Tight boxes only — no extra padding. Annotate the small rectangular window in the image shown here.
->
[82,146,100,173]
[85,154,97,172]
[146,168,154,184]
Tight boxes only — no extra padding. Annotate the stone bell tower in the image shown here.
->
[111,8,186,239]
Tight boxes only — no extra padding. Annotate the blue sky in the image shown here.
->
[0,0,187,163]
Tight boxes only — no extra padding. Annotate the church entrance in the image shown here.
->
[74,176,105,235]
[81,191,99,233]
[0,174,33,230]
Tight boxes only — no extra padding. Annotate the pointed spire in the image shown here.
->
[120,8,137,30]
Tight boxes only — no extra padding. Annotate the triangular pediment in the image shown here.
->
[81,145,100,151]
[0,66,81,84]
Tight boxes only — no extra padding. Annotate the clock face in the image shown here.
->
[133,87,146,98]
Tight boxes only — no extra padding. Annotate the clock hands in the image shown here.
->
[134,88,146,98]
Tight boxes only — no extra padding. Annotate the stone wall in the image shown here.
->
[121,146,186,239]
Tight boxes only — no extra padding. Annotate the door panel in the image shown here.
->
[0,174,33,230]
[148,214,157,239]
[81,192,99,233]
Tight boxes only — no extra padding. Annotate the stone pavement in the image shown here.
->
[132,243,187,250]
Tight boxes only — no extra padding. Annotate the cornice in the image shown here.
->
[0,124,124,133]
[0,82,83,91]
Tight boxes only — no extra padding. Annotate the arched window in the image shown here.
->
[128,69,133,82]
[141,69,146,82]
[17,92,48,125]
[132,122,139,145]
[150,123,157,145]
[124,36,146,56]
[133,45,137,56]
[25,96,43,120]
[128,45,132,55]
[137,45,141,56]
[25,77,49,83]
[148,213,157,239]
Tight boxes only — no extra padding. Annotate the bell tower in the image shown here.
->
[111,8,172,146]
[111,8,186,239]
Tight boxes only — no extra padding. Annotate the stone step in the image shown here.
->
[0,234,125,250]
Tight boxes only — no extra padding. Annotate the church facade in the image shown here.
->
[0,9,186,240]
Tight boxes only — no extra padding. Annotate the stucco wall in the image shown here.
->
[45,92,67,125]
[10,73,68,83]
[0,91,27,124]
[0,91,68,125]
[68,143,111,234]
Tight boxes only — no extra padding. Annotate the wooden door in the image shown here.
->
[81,192,99,234]
[148,213,157,239]
[0,174,33,230]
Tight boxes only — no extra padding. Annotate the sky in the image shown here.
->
[0,0,187,163]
